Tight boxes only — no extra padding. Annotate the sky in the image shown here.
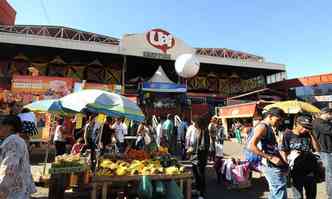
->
[8,0,332,79]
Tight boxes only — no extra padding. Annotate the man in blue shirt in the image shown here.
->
[177,117,189,159]
[162,114,174,153]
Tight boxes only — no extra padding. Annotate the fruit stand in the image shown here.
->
[90,147,192,199]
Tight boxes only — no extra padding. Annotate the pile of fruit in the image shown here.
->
[96,159,185,177]
[153,146,169,156]
[51,154,84,168]
[125,149,150,160]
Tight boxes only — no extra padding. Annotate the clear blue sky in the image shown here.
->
[9,0,332,79]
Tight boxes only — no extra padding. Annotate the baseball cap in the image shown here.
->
[296,115,313,130]
[266,107,286,118]
[320,107,332,114]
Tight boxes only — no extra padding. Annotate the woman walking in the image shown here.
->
[53,118,67,156]
[0,115,36,199]
[187,116,210,199]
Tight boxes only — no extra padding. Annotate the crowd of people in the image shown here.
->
[0,100,331,199]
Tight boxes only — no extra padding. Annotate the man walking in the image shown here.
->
[163,114,174,153]
[249,107,288,199]
[313,107,332,198]
[112,117,127,153]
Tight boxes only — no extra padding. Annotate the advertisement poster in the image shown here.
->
[84,82,122,94]
[11,75,75,99]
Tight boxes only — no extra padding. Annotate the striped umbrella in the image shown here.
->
[24,99,75,114]
[60,89,145,121]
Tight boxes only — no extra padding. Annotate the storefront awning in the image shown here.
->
[218,102,257,118]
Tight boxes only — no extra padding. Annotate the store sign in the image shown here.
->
[83,82,122,94]
[143,51,171,60]
[146,29,175,53]
[231,109,240,115]
[120,29,195,59]
[11,75,74,98]
[314,95,332,102]
[142,82,187,93]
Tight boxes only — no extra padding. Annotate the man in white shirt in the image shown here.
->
[185,121,198,153]
[112,118,127,153]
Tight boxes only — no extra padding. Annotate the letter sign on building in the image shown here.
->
[146,29,175,53]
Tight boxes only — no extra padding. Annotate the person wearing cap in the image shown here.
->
[249,107,288,199]
[280,115,320,199]
[312,107,332,198]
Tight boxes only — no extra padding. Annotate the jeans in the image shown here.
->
[192,164,206,197]
[321,152,332,199]
[291,174,316,199]
[263,165,288,199]
[117,142,125,153]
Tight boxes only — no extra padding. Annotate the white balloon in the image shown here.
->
[175,54,200,78]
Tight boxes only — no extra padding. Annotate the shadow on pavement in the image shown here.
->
[205,169,269,199]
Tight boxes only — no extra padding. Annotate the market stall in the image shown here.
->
[92,149,192,199]
[26,89,192,199]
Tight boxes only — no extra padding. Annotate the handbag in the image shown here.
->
[215,142,223,157]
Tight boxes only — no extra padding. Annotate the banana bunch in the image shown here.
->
[53,154,82,167]
[116,166,128,176]
[96,159,186,177]
[165,166,185,175]
[96,168,114,176]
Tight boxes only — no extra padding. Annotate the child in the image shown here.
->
[71,137,85,155]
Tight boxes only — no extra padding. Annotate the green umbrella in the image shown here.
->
[60,89,145,121]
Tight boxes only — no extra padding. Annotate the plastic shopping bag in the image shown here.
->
[216,142,223,157]
[138,176,153,199]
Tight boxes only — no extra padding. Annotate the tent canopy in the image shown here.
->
[148,66,175,84]
[142,66,187,93]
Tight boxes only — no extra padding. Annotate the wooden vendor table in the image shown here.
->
[91,173,193,199]
[48,166,89,199]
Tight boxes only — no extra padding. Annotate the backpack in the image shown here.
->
[243,127,262,165]
[291,151,320,178]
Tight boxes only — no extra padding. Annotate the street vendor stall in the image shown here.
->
[92,148,192,199]
[30,89,192,199]
[27,89,193,199]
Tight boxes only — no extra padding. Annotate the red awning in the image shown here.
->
[219,102,257,118]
